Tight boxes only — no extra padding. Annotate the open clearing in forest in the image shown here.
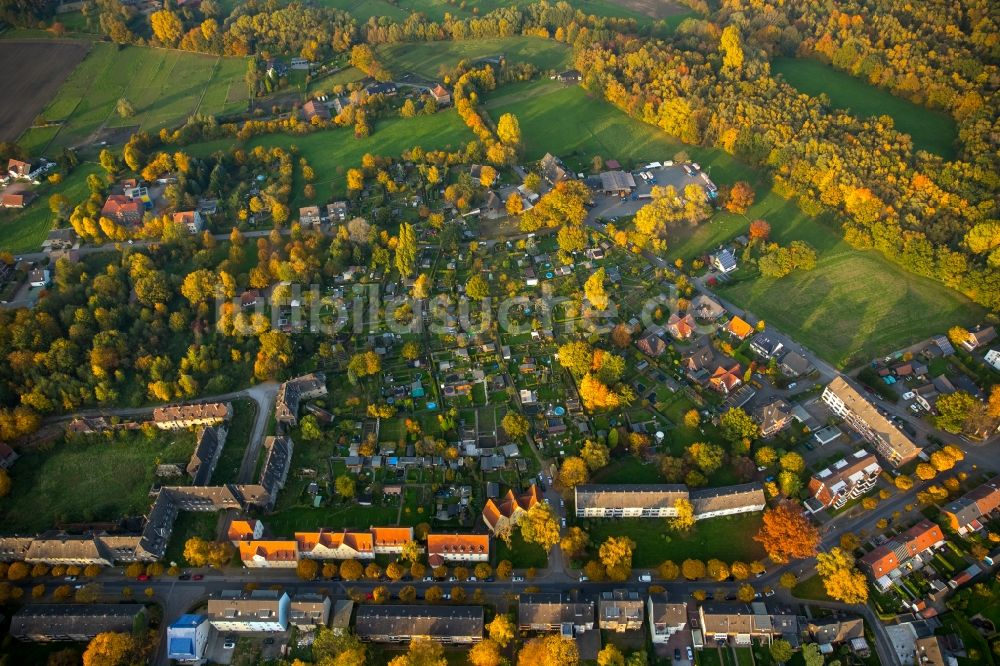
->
[379,36,571,80]
[772,57,958,158]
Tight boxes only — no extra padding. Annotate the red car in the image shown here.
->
[137,574,149,581]
[192,574,203,581]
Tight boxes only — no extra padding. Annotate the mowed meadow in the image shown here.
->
[18,43,248,155]
[772,57,958,158]
[487,82,982,367]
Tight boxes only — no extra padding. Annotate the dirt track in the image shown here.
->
[0,39,90,143]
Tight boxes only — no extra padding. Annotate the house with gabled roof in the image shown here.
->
[690,294,725,321]
[941,475,1000,533]
[482,485,540,536]
[709,363,742,394]
[805,450,881,514]
[238,540,299,568]
[961,325,996,351]
[295,529,375,560]
[636,330,667,357]
[711,248,737,273]
[667,312,696,340]
[227,518,263,544]
[101,194,143,225]
[371,526,415,555]
[860,520,945,585]
[426,533,489,567]
[726,316,754,340]
[754,398,793,437]
[0,442,18,469]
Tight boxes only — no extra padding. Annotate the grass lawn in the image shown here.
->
[592,455,665,483]
[0,429,196,534]
[696,647,725,666]
[188,111,475,202]
[489,84,755,183]
[0,162,100,253]
[164,511,219,566]
[733,647,754,666]
[714,204,985,368]
[18,43,247,154]
[772,57,957,158]
[379,36,570,79]
[584,513,765,567]
[494,531,548,569]
[265,502,400,534]
[791,574,832,602]
[211,398,256,484]
[323,0,674,24]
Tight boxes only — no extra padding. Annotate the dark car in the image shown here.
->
[263,638,275,645]
[674,648,681,661]
[485,577,494,583]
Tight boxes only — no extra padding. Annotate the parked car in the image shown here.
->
[223,640,236,650]
[674,648,682,661]
[579,575,589,583]
[687,646,694,661]
[63,576,77,582]
[512,576,525,582]
[638,574,652,583]
[137,574,149,582]
[560,518,566,527]
[178,574,190,581]
[192,574,203,581]
[423,576,434,582]
[264,638,275,645]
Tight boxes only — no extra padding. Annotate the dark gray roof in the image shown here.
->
[11,604,144,640]
[355,605,483,640]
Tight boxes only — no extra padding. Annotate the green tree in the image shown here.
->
[770,639,793,664]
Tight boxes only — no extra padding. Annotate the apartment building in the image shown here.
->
[941,475,1000,533]
[482,485,541,536]
[518,593,595,635]
[275,373,327,426]
[295,529,377,560]
[695,603,798,647]
[805,450,882,513]
[152,402,232,430]
[238,540,299,568]
[599,590,644,632]
[822,377,920,467]
[167,614,210,663]
[426,534,490,567]
[648,594,688,644]
[11,604,146,642]
[371,526,416,555]
[208,590,290,632]
[289,594,332,629]
[355,606,483,644]
[575,483,765,520]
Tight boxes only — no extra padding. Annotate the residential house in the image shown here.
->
[356,605,483,644]
[754,399,793,438]
[0,442,17,469]
[41,228,78,254]
[709,363,742,394]
[258,436,294,511]
[327,201,348,222]
[941,475,1000,533]
[726,316,754,340]
[187,426,225,486]
[11,604,145,642]
[556,69,581,83]
[749,333,784,359]
[426,534,489,567]
[371,527,415,555]
[1,188,36,208]
[482,485,540,537]
[299,205,322,227]
[805,450,881,514]
[289,594,331,629]
[690,294,725,320]
[238,540,299,568]
[711,248,738,273]
[681,341,715,381]
[779,351,813,377]
[227,518,264,544]
[302,99,331,122]
[667,313,696,340]
[429,84,451,105]
[365,82,397,96]
[822,377,921,467]
[100,194,143,225]
[167,614,210,663]
[275,373,327,427]
[599,590,643,632]
[540,153,570,184]
[688,484,766,520]
[208,590,290,632]
[8,158,36,179]
[807,618,869,657]
[172,210,204,233]
[28,268,50,288]
[518,593,595,634]
[648,594,687,644]
[961,325,996,351]
[296,530,375,560]
[636,330,667,357]
[860,520,945,584]
[914,636,947,666]
[152,402,232,430]
[696,603,797,646]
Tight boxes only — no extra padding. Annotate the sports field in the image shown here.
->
[772,57,957,158]
[18,43,248,155]
[188,110,476,201]
[379,37,571,79]
[0,429,197,534]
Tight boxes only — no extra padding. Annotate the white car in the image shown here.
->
[223,640,236,650]
[902,391,915,400]
[560,518,566,527]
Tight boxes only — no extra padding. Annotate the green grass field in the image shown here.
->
[494,531,548,568]
[320,0,678,24]
[584,513,766,567]
[379,37,570,79]
[0,429,197,534]
[0,162,100,253]
[714,198,985,368]
[772,57,957,158]
[18,43,247,154]
[189,111,475,201]
[489,83,756,182]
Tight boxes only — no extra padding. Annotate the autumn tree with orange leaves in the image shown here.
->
[754,502,820,563]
